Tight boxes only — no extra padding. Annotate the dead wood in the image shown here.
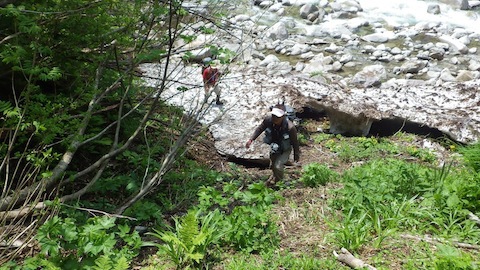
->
[401,234,480,250]
[468,212,480,226]
[333,248,377,270]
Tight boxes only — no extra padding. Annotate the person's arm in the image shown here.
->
[246,117,269,148]
[202,68,209,84]
[213,69,221,85]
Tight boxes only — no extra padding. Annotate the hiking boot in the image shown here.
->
[265,176,276,187]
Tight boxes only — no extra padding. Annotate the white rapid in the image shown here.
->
[356,0,480,34]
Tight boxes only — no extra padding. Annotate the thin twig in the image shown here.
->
[401,234,480,250]
[60,204,137,220]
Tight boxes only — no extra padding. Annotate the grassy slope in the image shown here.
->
[139,116,479,269]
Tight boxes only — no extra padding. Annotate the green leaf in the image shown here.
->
[97,216,116,229]
[94,255,112,270]
[187,252,204,263]
[113,256,130,270]
[446,194,460,208]
[0,100,13,113]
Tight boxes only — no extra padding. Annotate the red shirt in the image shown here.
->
[202,67,220,85]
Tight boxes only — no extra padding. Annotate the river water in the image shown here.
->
[281,0,480,34]
[356,0,480,34]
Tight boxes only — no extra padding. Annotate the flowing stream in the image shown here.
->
[356,0,480,33]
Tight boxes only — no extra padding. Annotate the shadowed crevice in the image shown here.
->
[369,118,452,140]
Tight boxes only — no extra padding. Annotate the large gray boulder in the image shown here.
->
[140,61,480,163]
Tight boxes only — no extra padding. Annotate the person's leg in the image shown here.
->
[204,84,213,102]
[213,84,223,105]
[271,149,291,182]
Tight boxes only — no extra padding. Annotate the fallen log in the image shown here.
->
[333,248,377,270]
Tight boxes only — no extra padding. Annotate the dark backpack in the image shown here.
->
[285,104,298,124]
[269,102,299,125]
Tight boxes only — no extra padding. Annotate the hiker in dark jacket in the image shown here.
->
[202,57,223,105]
[245,105,300,185]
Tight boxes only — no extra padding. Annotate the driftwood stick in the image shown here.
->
[401,234,480,250]
[468,212,480,226]
[333,248,377,270]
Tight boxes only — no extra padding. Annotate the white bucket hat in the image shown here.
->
[271,107,285,117]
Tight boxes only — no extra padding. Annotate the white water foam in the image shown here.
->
[356,0,480,34]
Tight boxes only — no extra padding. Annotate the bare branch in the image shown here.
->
[60,204,136,220]
[468,212,480,225]
[401,234,480,250]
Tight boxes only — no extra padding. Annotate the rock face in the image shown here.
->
[141,0,480,163]
[141,62,480,163]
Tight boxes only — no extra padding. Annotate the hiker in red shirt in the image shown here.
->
[202,58,223,105]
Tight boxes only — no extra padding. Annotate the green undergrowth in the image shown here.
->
[135,135,480,269]
[6,133,480,269]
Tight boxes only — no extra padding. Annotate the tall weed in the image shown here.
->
[222,251,340,270]
[458,142,480,173]
[329,207,370,252]
[335,157,480,255]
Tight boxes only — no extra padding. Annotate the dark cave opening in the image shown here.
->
[368,118,450,140]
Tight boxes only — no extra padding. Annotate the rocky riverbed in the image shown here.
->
[140,0,480,163]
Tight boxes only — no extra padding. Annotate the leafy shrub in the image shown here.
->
[338,159,430,208]
[434,245,476,270]
[406,146,436,163]
[421,164,480,222]
[334,158,480,253]
[224,203,279,253]
[296,132,309,145]
[123,200,163,224]
[300,162,337,187]
[15,216,142,270]
[144,209,228,269]
[321,135,400,162]
[312,133,333,144]
[196,181,281,253]
[330,159,434,251]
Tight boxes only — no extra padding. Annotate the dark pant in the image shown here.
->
[270,148,291,182]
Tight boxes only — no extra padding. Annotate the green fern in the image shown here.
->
[113,257,130,270]
[93,255,112,270]
[93,254,130,270]
[178,211,200,251]
[144,209,226,269]
[0,100,12,114]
